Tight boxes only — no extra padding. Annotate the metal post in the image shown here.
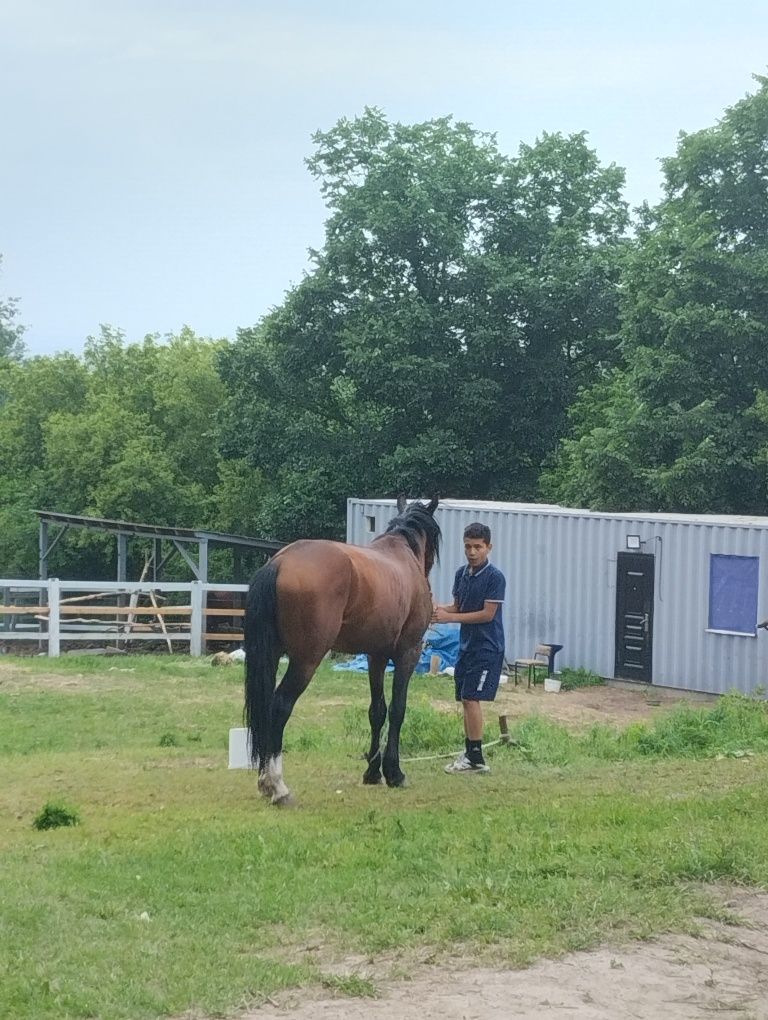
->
[116,533,128,582]
[38,522,49,651]
[48,578,61,657]
[190,581,203,657]
[38,521,49,580]
[198,539,208,585]
[115,533,129,646]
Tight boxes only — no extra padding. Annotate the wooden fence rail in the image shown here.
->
[0,579,250,657]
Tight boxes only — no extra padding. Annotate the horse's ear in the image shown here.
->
[425,495,439,515]
[396,494,408,513]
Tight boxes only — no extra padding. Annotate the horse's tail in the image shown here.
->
[244,559,281,768]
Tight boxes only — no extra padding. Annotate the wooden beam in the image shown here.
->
[0,606,50,615]
[0,605,192,616]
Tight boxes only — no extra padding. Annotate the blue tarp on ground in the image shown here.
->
[332,623,461,674]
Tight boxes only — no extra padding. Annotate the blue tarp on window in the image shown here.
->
[708,554,759,634]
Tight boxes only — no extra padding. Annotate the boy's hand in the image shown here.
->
[432,606,450,624]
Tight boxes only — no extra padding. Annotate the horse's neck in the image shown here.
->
[373,534,428,575]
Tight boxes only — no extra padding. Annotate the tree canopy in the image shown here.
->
[0,257,26,362]
[543,76,768,513]
[217,109,628,539]
[4,80,768,578]
[0,327,232,577]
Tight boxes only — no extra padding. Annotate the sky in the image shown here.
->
[2,0,767,357]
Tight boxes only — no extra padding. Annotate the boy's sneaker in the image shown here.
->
[444,753,490,774]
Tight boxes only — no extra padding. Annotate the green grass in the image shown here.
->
[2,655,768,1019]
[558,666,605,691]
[510,691,768,765]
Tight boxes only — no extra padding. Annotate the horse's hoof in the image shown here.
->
[362,773,384,785]
[271,792,295,808]
[385,774,408,789]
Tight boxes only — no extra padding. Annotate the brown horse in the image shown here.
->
[244,496,440,805]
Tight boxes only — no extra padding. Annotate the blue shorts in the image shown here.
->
[454,654,504,702]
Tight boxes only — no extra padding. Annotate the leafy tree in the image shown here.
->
[0,256,26,362]
[0,354,89,575]
[0,327,234,577]
[543,77,768,513]
[218,109,627,539]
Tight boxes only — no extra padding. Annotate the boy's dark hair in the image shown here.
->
[463,522,491,544]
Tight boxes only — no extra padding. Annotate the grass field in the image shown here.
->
[2,654,768,1019]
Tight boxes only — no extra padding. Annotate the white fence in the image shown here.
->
[0,579,250,657]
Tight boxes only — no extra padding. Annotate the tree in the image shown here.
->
[0,256,26,362]
[0,327,234,577]
[543,77,768,514]
[218,109,627,539]
[0,353,88,575]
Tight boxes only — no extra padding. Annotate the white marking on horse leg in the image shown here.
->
[257,757,275,797]
[265,753,291,804]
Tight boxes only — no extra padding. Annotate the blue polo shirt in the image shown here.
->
[453,561,506,665]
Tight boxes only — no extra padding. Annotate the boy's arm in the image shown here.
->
[433,601,500,625]
[432,598,459,616]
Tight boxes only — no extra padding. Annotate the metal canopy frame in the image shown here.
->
[35,510,283,584]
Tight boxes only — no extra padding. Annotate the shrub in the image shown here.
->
[33,802,80,831]
[558,667,605,692]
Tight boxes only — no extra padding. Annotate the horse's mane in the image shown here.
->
[377,501,441,574]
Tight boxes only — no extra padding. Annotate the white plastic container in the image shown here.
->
[543,677,562,693]
[228,727,252,769]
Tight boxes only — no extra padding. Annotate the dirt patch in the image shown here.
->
[238,889,768,1020]
[0,659,139,694]
[429,679,716,732]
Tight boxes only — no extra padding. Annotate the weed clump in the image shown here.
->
[32,801,80,831]
[558,667,605,692]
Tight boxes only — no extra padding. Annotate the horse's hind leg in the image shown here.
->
[260,655,320,806]
[363,654,388,785]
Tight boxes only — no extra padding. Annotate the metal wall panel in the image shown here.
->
[347,498,768,695]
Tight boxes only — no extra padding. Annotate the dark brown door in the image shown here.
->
[615,552,654,682]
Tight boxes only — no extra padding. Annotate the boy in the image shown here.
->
[432,522,506,773]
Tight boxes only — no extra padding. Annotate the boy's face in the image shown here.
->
[464,537,491,570]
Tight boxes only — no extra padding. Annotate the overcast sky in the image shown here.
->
[2,0,767,357]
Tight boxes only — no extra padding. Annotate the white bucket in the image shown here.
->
[543,677,562,693]
[228,727,253,769]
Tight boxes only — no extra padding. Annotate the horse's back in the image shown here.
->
[271,538,430,657]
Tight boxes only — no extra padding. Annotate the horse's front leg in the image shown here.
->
[363,654,388,785]
[382,647,420,788]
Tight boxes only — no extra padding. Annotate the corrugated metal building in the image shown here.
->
[347,498,768,695]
